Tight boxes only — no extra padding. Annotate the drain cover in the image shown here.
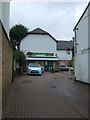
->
[50,85,57,88]
[22,80,32,84]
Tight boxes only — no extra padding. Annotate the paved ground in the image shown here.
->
[3,71,88,118]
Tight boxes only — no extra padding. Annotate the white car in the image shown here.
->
[69,67,73,71]
[27,63,42,75]
[59,64,69,71]
[59,64,73,71]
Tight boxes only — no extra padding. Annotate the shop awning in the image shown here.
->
[26,56,58,61]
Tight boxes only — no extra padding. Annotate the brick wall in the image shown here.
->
[1,22,13,110]
[0,21,2,119]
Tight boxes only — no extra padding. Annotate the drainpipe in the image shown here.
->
[73,28,78,54]
[73,28,78,82]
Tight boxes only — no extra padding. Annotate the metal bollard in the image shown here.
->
[69,68,71,78]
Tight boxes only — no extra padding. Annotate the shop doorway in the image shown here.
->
[44,61,53,71]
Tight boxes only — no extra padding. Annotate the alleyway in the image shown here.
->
[3,72,88,118]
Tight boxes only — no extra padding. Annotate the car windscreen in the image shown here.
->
[60,65,66,67]
[29,64,41,67]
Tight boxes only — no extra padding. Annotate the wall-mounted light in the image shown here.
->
[66,48,71,55]
[73,28,78,32]
[81,48,84,53]
[76,43,79,45]
[76,28,78,30]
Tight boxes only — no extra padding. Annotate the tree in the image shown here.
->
[13,50,26,73]
[27,52,32,56]
[9,24,29,50]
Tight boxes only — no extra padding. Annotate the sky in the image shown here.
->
[10,1,89,40]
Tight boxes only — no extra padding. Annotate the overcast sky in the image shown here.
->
[10,1,89,40]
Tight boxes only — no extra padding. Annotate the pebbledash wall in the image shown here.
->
[0,1,13,113]
[0,20,2,119]
[1,22,13,110]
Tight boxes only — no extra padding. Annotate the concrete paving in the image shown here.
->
[3,71,88,118]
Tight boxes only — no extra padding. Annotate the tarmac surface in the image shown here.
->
[3,71,88,118]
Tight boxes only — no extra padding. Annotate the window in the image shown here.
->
[66,48,71,55]
[67,51,70,54]
[66,50,70,54]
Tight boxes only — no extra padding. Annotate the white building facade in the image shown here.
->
[56,41,73,61]
[0,1,10,36]
[21,34,56,54]
[73,2,90,83]
[20,28,73,71]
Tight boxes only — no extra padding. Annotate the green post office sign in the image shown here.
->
[27,52,55,57]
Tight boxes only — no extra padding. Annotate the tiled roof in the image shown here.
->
[29,28,48,34]
[28,28,57,41]
[57,41,74,50]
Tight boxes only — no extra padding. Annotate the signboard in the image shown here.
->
[27,52,55,57]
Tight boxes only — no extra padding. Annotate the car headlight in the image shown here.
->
[28,68,31,71]
[38,68,41,70]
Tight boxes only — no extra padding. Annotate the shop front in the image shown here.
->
[26,52,59,71]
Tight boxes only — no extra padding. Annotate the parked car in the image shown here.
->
[59,64,69,71]
[69,67,73,71]
[54,68,59,72]
[27,63,42,75]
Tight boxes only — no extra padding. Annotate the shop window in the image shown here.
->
[66,48,71,55]
[67,51,70,54]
